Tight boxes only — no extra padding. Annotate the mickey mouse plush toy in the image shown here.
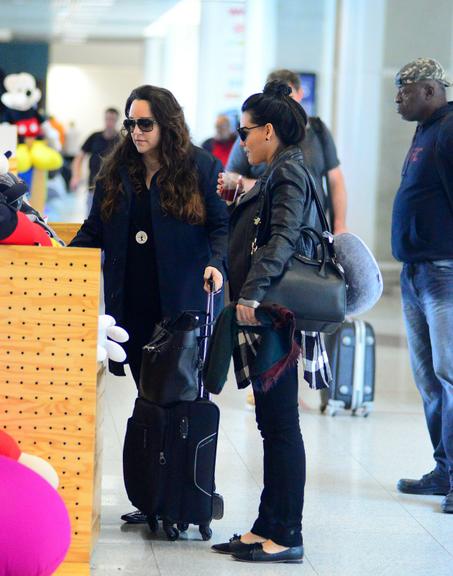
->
[1,72,62,172]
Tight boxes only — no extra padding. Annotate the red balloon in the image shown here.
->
[0,429,21,460]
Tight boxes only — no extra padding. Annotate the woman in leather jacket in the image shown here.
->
[212,81,316,564]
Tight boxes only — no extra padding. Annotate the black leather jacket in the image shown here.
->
[228,145,319,303]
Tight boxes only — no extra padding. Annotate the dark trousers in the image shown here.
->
[251,363,305,547]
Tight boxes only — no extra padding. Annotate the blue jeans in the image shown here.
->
[251,363,305,547]
[401,261,453,488]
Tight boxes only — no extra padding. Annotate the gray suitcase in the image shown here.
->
[320,319,375,416]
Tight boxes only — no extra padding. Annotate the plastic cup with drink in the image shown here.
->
[217,172,243,204]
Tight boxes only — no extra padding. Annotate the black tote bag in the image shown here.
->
[139,312,201,405]
[254,166,346,334]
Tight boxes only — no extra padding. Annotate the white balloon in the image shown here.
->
[98,314,115,330]
[106,325,129,343]
[97,314,128,364]
[19,452,59,489]
[106,340,127,363]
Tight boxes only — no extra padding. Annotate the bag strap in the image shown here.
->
[309,116,335,228]
[252,159,332,253]
[251,162,334,273]
[434,113,453,217]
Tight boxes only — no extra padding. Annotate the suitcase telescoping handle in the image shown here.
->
[199,279,216,399]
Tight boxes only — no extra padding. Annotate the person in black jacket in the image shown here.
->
[211,82,318,564]
[70,85,229,520]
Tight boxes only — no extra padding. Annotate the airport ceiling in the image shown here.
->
[0,0,181,42]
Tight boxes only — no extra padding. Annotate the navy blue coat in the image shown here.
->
[70,146,229,375]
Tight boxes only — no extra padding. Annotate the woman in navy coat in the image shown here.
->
[70,85,229,384]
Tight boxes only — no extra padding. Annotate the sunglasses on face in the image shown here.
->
[237,124,264,142]
[123,118,158,133]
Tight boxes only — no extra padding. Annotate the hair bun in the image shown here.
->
[263,80,292,99]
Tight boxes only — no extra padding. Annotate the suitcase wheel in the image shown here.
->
[199,523,212,541]
[177,523,189,532]
[163,521,179,541]
[147,515,159,533]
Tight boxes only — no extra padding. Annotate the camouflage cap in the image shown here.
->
[395,58,452,87]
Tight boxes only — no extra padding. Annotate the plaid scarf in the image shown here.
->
[234,328,331,391]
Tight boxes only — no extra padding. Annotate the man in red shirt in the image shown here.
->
[202,114,236,168]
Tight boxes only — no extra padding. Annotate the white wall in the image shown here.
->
[47,41,144,145]
[195,0,248,144]
[276,0,336,123]
[334,0,386,251]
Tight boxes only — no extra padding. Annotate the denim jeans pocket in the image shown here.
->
[430,259,453,270]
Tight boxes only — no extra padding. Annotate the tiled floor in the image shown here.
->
[47,189,452,575]
[91,292,453,576]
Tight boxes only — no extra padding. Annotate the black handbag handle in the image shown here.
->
[299,226,330,276]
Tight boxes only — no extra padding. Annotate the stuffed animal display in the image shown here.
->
[1,72,63,173]
[0,150,130,362]
[0,429,59,489]
[0,454,71,576]
[0,151,64,246]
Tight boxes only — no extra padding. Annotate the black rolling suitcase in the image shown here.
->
[123,290,223,541]
[320,319,375,416]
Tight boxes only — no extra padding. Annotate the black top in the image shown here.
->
[391,102,453,262]
[82,131,119,187]
[123,176,162,339]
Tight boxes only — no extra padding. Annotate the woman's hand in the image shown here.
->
[217,172,243,204]
[203,266,223,293]
[236,303,260,326]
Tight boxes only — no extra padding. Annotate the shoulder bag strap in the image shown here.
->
[251,161,332,255]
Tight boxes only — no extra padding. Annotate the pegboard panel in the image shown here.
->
[0,245,102,569]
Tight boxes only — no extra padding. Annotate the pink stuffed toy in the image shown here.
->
[0,455,71,576]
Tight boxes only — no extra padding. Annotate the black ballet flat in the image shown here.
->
[120,510,148,524]
[232,543,304,563]
[211,534,257,555]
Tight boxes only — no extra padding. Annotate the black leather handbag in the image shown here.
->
[139,312,201,405]
[254,167,346,334]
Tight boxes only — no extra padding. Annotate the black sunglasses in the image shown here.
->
[123,118,158,133]
[237,124,264,142]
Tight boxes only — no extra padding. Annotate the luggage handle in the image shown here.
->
[199,280,216,399]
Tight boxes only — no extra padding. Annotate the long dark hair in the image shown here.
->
[98,85,205,224]
[241,80,307,146]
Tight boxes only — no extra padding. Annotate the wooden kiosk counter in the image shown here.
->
[0,244,104,575]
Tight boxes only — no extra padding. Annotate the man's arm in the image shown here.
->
[311,118,348,234]
[70,151,86,190]
[436,118,453,214]
[327,166,348,234]
[70,133,95,190]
